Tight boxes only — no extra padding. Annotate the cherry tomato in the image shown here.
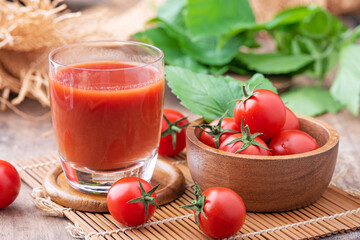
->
[233,87,286,141]
[200,117,239,148]
[282,107,300,131]
[0,160,21,209]
[182,184,246,239]
[159,109,189,156]
[107,177,159,226]
[269,129,319,155]
[219,133,272,156]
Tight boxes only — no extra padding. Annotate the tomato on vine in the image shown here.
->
[219,118,272,156]
[107,177,159,226]
[0,160,21,209]
[233,85,286,141]
[159,109,189,156]
[181,183,246,239]
[195,112,239,149]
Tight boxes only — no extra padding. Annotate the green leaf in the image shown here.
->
[330,44,360,115]
[132,27,208,73]
[265,6,317,30]
[235,52,313,74]
[155,0,254,66]
[345,25,360,45]
[281,86,342,116]
[179,34,245,65]
[208,65,229,75]
[157,0,187,37]
[299,9,333,39]
[165,66,277,122]
[184,0,255,38]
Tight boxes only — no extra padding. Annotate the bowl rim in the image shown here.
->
[186,114,339,161]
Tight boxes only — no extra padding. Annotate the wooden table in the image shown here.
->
[0,87,359,239]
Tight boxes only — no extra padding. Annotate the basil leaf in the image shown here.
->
[157,0,187,37]
[184,0,255,38]
[330,44,360,115]
[281,87,342,116]
[179,34,245,65]
[132,27,208,73]
[234,52,313,74]
[299,9,333,39]
[155,0,255,66]
[265,6,317,30]
[166,66,277,122]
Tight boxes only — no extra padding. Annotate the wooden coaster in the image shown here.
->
[42,159,185,212]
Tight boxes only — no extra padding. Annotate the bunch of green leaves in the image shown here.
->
[134,0,360,116]
[165,66,277,122]
[233,7,346,78]
[233,6,360,115]
[132,0,258,75]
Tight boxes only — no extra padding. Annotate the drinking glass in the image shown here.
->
[49,41,164,194]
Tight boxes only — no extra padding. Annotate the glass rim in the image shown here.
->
[48,40,164,71]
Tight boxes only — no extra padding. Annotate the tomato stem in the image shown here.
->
[226,117,271,153]
[236,83,260,110]
[179,183,207,228]
[194,111,238,149]
[127,179,160,221]
[161,115,190,150]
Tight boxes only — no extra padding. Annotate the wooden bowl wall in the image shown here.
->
[186,115,339,212]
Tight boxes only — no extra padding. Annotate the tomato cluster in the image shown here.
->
[198,85,319,156]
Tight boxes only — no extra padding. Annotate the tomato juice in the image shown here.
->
[50,62,164,171]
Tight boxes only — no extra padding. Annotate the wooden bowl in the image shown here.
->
[186,115,339,212]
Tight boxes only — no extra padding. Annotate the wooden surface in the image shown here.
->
[43,159,185,212]
[187,115,339,212]
[0,88,360,239]
[0,1,359,239]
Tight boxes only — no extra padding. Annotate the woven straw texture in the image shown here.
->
[14,153,360,240]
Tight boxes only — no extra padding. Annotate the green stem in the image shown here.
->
[127,179,160,221]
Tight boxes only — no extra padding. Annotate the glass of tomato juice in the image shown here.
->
[49,41,164,194]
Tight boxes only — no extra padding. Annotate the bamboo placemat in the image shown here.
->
[14,153,360,240]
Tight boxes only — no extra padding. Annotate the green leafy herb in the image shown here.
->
[234,52,313,74]
[166,66,277,122]
[281,86,342,116]
[133,1,360,116]
[132,27,208,73]
[134,0,257,67]
[184,0,255,38]
[330,44,360,116]
[264,6,317,30]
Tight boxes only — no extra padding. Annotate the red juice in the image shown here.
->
[50,62,164,170]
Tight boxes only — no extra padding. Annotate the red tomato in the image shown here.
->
[107,177,159,226]
[159,109,189,156]
[0,160,21,209]
[233,88,286,141]
[182,184,246,239]
[219,133,272,156]
[269,130,319,155]
[200,117,239,148]
[282,107,300,130]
